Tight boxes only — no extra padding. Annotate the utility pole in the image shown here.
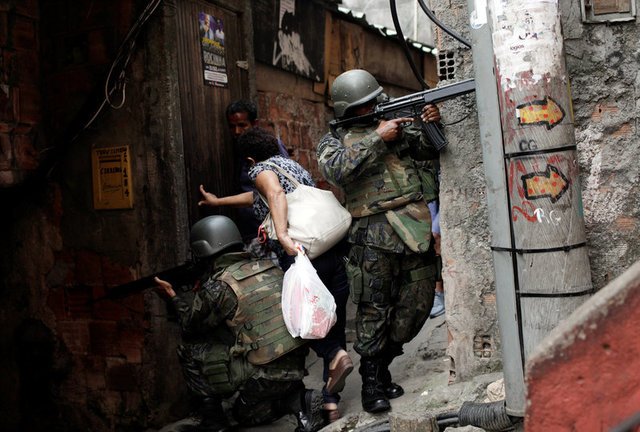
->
[466,0,593,416]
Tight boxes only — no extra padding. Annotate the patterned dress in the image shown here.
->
[248,155,315,258]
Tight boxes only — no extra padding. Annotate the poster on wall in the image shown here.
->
[198,11,228,87]
[253,0,324,82]
[91,146,133,209]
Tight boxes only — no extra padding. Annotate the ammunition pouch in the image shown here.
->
[185,342,255,396]
[345,245,364,304]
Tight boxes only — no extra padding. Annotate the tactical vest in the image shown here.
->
[219,259,305,365]
[342,127,423,218]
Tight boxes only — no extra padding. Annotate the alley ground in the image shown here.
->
[159,307,503,432]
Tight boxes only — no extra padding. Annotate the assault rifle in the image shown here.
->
[92,260,203,303]
[329,78,476,151]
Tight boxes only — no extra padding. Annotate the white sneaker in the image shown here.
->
[430,291,445,318]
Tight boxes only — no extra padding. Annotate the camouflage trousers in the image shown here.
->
[177,342,254,398]
[345,245,437,357]
[178,342,307,426]
[232,378,305,426]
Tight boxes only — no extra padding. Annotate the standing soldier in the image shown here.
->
[316,69,441,413]
[155,215,325,432]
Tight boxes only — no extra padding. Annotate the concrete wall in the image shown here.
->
[430,1,502,381]
[525,260,640,431]
[560,0,640,289]
[433,0,640,384]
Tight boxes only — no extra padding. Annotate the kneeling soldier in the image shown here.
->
[155,215,324,432]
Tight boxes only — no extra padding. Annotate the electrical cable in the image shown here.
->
[386,0,472,90]
[458,400,518,431]
[416,0,472,48]
[436,410,460,420]
[437,417,460,428]
[389,0,447,149]
[104,0,162,108]
[389,0,430,90]
[441,111,473,126]
[74,0,162,140]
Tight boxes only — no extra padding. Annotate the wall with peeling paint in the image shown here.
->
[432,0,640,382]
[525,261,640,431]
[430,0,503,382]
[560,1,640,289]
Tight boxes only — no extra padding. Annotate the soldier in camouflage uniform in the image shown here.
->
[155,215,325,432]
[316,69,441,413]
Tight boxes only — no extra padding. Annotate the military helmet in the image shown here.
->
[190,215,243,258]
[331,69,383,119]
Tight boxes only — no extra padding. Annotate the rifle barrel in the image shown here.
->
[377,78,476,113]
[93,262,198,303]
[330,78,476,139]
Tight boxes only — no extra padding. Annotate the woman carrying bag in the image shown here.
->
[198,127,353,424]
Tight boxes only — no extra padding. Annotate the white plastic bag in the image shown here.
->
[281,250,337,339]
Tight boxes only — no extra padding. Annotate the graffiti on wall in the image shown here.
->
[516,97,565,129]
[521,164,569,203]
[509,153,575,224]
[253,0,324,82]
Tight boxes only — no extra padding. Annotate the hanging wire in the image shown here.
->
[416,0,472,48]
[390,0,430,89]
[388,0,475,127]
[388,0,472,90]
[74,0,163,140]
[442,111,474,127]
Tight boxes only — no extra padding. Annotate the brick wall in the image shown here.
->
[0,0,41,186]
[0,1,178,430]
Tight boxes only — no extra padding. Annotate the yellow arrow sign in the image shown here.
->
[516,97,565,129]
[522,164,569,203]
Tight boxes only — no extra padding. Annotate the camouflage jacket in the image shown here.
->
[172,252,305,365]
[316,125,438,253]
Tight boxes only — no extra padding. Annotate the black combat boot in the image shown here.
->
[287,388,325,432]
[380,343,404,399]
[359,357,391,413]
[183,397,232,432]
[233,395,281,427]
[379,363,405,399]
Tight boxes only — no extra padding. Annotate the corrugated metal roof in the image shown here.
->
[329,2,438,54]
